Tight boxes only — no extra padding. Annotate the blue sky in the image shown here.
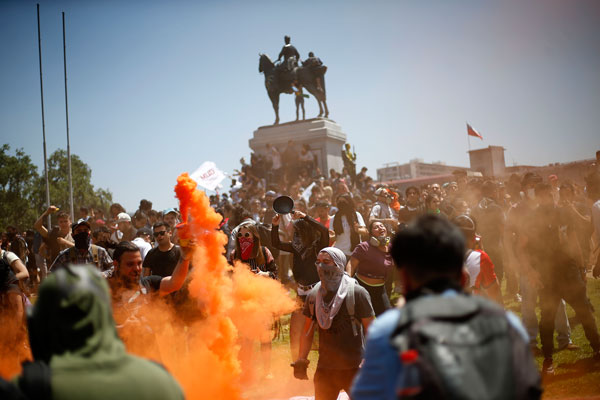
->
[1,0,599,212]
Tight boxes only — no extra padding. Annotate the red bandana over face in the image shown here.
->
[239,236,254,260]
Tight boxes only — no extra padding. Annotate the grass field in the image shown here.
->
[504,277,600,399]
[263,278,600,400]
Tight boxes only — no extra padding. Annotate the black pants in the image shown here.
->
[357,278,391,316]
[314,368,358,400]
[539,270,600,359]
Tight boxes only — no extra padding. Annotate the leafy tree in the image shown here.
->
[34,149,113,218]
[0,144,40,230]
[0,146,113,231]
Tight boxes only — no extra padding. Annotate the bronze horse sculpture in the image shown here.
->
[259,54,329,125]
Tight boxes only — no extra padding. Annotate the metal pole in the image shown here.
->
[37,4,52,229]
[62,11,75,221]
[466,122,472,152]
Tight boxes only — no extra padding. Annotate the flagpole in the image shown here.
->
[62,11,75,221]
[37,3,52,229]
[466,122,471,152]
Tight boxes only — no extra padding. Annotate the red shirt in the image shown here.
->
[465,249,497,293]
[315,216,331,229]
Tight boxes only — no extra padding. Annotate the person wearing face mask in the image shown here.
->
[293,247,374,400]
[230,220,278,379]
[231,220,277,279]
[346,221,394,316]
[49,219,114,278]
[425,193,444,216]
[271,210,329,360]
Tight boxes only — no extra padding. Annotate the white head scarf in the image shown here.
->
[315,247,354,330]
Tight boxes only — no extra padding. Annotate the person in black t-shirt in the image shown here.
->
[271,210,329,361]
[109,241,192,326]
[143,222,181,277]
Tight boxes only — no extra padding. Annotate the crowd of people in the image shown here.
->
[1,146,600,399]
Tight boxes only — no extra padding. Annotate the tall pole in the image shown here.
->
[37,4,52,229]
[466,122,472,151]
[62,11,75,221]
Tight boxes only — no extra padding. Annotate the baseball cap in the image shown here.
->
[265,190,277,198]
[71,218,91,231]
[136,227,152,237]
[116,212,131,223]
[163,208,179,216]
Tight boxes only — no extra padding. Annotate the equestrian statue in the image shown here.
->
[259,35,329,125]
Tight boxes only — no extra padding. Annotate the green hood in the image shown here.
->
[27,264,126,368]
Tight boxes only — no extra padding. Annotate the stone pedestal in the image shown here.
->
[249,118,347,174]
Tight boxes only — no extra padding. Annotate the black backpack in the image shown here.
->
[390,294,541,400]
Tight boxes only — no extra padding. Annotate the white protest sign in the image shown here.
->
[190,161,226,191]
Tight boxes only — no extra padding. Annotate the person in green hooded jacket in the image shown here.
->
[12,264,185,400]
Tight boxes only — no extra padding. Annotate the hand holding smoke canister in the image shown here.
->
[176,222,193,248]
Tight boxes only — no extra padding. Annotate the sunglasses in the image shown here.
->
[154,231,167,237]
[237,232,251,238]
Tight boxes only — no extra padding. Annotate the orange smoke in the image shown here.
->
[0,313,30,379]
[123,173,296,399]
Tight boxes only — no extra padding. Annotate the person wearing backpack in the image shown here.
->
[291,246,374,400]
[351,215,541,400]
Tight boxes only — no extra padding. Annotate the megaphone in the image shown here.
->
[273,195,294,214]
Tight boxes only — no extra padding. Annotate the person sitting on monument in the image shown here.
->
[303,51,325,90]
[277,35,300,72]
[303,51,323,69]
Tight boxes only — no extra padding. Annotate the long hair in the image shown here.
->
[234,222,265,265]
[333,194,360,251]
[333,194,358,235]
[292,218,323,259]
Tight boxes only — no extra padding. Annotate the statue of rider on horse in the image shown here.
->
[259,35,329,125]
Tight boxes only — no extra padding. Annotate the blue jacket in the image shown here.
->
[350,290,529,400]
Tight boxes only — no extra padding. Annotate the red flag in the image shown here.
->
[467,123,483,140]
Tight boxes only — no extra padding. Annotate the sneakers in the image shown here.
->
[542,358,555,376]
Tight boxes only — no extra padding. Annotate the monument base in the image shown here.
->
[249,118,347,175]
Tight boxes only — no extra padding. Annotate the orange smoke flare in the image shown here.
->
[121,173,296,399]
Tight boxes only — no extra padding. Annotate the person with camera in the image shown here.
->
[271,208,329,360]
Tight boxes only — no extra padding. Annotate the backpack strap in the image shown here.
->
[91,245,99,266]
[68,247,78,264]
[18,361,52,400]
[346,278,360,337]
[306,284,319,335]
